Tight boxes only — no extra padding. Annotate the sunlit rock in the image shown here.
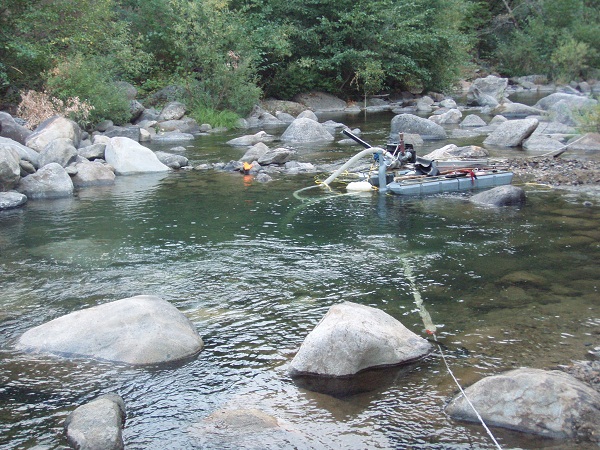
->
[105,137,170,175]
[25,116,81,152]
[280,118,335,143]
[389,114,447,140]
[466,75,508,107]
[16,295,204,365]
[446,368,600,442]
[483,118,539,147]
[289,302,431,377]
[65,394,126,450]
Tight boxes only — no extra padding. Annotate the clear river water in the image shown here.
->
[1,106,599,449]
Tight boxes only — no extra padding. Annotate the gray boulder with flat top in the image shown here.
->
[16,295,204,365]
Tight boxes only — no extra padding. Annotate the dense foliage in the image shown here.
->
[0,0,598,126]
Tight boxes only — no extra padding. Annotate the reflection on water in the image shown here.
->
[1,118,599,449]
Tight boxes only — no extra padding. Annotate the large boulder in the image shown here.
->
[157,118,200,134]
[150,132,195,143]
[0,112,32,144]
[423,144,488,160]
[227,131,273,147]
[565,132,600,155]
[389,114,447,140]
[533,92,597,111]
[0,191,27,209]
[0,137,40,169]
[492,101,544,118]
[25,116,81,152]
[103,125,141,141]
[467,75,508,107]
[483,118,539,147]
[292,92,347,112]
[158,101,186,121]
[70,160,116,187]
[65,393,126,450]
[0,145,21,189]
[428,108,462,124]
[17,163,73,199]
[240,142,270,163]
[78,143,106,161]
[469,185,526,207]
[38,138,78,168]
[446,368,600,442]
[16,295,204,365]
[522,135,565,152]
[257,147,296,165]
[460,115,487,128]
[288,302,432,377]
[280,118,335,143]
[104,137,170,175]
[155,151,189,169]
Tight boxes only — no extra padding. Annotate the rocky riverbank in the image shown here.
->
[506,156,600,187]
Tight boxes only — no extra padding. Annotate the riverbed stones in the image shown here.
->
[460,114,487,128]
[492,101,544,118]
[483,118,539,147]
[0,137,40,169]
[25,116,81,152]
[105,137,170,175]
[288,302,431,377]
[257,147,295,165]
[280,118,335,143]
[389,114,447,140]
[445,368,600,442]
[469,185,526,207]
[17,163,74,199]
[16,295,204,365]
[64,393,126,450]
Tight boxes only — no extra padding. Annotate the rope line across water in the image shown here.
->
[401,258,503,450]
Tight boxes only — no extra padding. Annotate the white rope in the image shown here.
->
[401,258,502,450]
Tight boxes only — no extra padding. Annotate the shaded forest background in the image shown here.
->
[1,0,598,127]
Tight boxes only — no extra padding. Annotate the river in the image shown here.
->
[1,107,599,449]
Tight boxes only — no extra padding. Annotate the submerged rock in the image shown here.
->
[469,185,526,207]
[64,394,126,450]
[288,302,431,377]
[446,368,600,442]
[16,295,204,365]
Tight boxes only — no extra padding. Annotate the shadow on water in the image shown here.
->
[291,362,424,398]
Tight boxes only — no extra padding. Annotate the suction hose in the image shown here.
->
[321,147,394,191]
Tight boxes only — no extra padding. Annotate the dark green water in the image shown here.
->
[0,112,599,449]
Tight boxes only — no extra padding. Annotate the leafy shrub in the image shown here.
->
[575,100,600,133]
[17,90,94,129]
[551,37,594,83]
[45,55,131,126]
